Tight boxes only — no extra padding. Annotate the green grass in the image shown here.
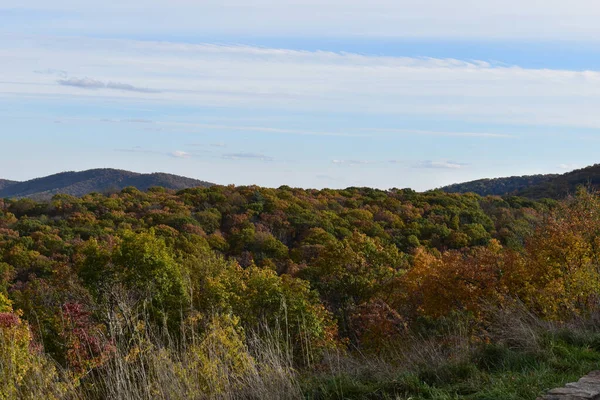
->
[301,332,600,400]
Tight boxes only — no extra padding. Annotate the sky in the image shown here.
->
[2,1,600,190]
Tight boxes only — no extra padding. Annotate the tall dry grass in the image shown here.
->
[4,296,600,399]
[75,302,304,400]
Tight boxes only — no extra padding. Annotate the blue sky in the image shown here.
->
[2,1,600,190]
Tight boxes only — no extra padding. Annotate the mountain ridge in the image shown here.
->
[0,169,213,200]
[440,174,558,197]
[440,164,600,199]
[7,163,600,201]
[0,179,18,191]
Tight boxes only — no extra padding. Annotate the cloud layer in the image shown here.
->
[4,4,599,191]
[4,36,600,131]
[5,1,600,40]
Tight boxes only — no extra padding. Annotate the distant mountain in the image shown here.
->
[0,179,17,191]
[0,169,213,200]
[440,174,557,197]
[440,164,600,199]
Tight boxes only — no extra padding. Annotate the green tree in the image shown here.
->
[113,230,188,327]
[300,232,406,340]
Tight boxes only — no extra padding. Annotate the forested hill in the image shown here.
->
[0,169,213,200]
[440,174,557,197]
[440,163,600,199]
[4,181,600,398]
[0,179,17,191]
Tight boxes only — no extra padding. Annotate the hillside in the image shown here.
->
[516,164,600,199]
[440,163,600,199]
[440,174,557,197]
[0,179,17,191]
[0,169,213,199]
[2,184,600,399]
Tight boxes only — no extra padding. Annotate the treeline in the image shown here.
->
[2,185,600,398]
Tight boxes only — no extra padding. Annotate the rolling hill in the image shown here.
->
[440,164,600,199]
[0,179,17,191]
[440,174,557,197]
[0,169,213,200]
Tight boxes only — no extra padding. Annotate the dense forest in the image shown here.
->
[2,184,600,399]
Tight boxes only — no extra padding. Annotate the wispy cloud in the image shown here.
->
[115,146,160,155]
[415,160,468,169]
[58,77,105,89]
[96,118,361,137]
[34,68,68,78]
[115,147,196,159]
[8,1,600,40]
[106,81,160,93]
[101,118,154,124]
[171,150,191,159]
[222,152,274,161]
[57,76,160,93]
[157,122,362,137]
[364,128,514,139]
[6,36,600,130]
[121,118,154,123]
[332,159,371,166]
[115,146,161,154]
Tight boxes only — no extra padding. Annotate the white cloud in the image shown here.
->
[415,160,468,169]
[5,36,600,130]
[171,150,191,158]
[6,1,600,40]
